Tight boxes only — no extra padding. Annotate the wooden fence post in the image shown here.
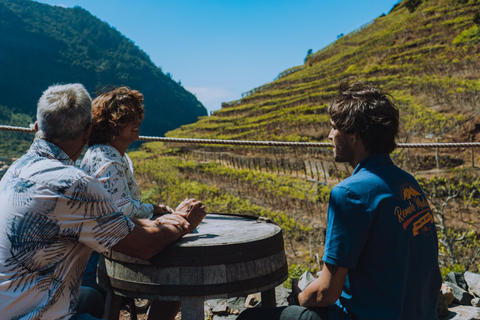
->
[308,160,314,180]
[407,148,411,170]
[295,158,299,178]
[471,136,475,168]
[321,161,327,183]
[332,161,340,182]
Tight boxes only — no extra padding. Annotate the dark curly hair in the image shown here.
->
[88,86,144,147]
[328,79,399,154]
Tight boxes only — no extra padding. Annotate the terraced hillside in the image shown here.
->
[154,0,480,276]
[167,0,480,144]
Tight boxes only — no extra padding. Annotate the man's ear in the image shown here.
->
[34,121,39,133]
[350,133,360,145]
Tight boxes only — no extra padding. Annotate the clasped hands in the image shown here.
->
[153,198,206,235]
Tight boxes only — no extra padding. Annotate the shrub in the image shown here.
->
[474,12,480,25]
[405,0,423,13]
[452,26,480,45]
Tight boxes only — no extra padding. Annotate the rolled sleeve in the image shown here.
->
[323,186,372,269]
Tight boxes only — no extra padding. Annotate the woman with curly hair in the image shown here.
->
[81,86,183,320]
[82,86,173,219]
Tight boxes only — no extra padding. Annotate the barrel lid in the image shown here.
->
[106,213,284,266]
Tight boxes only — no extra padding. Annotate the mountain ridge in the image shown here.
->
[0,0,207,140]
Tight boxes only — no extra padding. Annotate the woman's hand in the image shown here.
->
[174,198,207,234]
[152,213,190,231]
[153,204,174,216]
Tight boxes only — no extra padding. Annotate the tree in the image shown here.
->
[304,49,313,62]
[430,190,458,264]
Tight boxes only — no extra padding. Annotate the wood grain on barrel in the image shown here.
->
[99,214,288,300]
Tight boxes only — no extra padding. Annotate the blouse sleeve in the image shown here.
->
[93,159,154,219]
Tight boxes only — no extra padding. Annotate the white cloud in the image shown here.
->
[46,3,68,8]
[184,86,239,114]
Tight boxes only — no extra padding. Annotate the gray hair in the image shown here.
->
[36,83,92,143]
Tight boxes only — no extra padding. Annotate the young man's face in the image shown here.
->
[328,119,354,164]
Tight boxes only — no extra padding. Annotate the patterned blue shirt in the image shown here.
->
[0,139,135,320]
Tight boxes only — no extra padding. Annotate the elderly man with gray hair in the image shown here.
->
[0,83,206,320]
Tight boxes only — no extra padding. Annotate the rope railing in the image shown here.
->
[2,124,480,148]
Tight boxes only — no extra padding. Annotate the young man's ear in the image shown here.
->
[350,133,358,144]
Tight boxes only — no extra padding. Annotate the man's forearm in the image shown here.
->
[112,198,206,261]
[112,224,184,260]
[298,278,336,307]
[130,217,154,227]
[298,263,348,307]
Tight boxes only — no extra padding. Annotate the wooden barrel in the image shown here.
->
[98,213,288,301]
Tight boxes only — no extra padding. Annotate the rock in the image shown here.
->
[447,272,468,291]
[205,306,214,319]
[442,283,455,305]
[231,309,240,315]
[213,316,238,320]
[212,300,230,316]
[244,293,261,308]
[275,286,291,307]
[206,297,247,318]
[438,291,451,317]
[465,271,480,297]
[444,282,475,305]
[472,298,480,307]
[133,298,150,313]
[440,304,480,320]
[298,271,316,291]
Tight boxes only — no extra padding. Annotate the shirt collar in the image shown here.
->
[30,138,75,166]
[105,143,124,158]
[352,153,393,175]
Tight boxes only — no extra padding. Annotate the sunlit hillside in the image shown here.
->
[167,0,480,144]
[152,0,480,276]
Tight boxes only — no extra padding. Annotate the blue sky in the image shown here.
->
[35,0,400,114]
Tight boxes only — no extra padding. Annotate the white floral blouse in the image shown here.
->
[80,144,154,219]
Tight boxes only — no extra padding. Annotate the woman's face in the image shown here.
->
[116,119,142,146]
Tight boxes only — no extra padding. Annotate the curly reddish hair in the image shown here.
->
[88,86,144,146]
